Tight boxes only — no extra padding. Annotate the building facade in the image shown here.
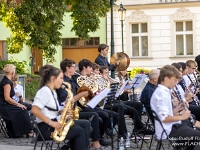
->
[107,0,200,69]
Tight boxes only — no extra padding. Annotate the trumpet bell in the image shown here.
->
[110,52,130,71]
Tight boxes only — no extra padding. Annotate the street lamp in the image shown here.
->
[118,3,126,53]
[110,0,115,78]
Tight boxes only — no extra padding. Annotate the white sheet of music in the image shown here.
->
[86,88,110,109]
[115,80,129,97]
[124,82,133,90]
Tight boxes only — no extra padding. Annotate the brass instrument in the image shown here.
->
[51,82,81,142]
[90,72,110,91]
[110,52,130,71]
[75,72,97,107]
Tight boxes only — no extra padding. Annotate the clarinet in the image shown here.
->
[180,78,200,106]
[174,86,196,130]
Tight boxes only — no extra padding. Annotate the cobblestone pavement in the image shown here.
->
[0,116,174,150]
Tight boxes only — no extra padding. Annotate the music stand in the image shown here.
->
[103,82,119,150]
[129,74,148,147]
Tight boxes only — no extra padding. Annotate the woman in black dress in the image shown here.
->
[0,64,33,137]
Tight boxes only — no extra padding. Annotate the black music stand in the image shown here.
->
[103,82,119,150]
[129,74,147,147]
[86,82,119,150]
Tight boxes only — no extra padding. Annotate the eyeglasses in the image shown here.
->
[70,66,76,69]
[190,67,196,70]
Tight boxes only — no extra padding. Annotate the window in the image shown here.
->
[131,23,148,56]
[62,37,100,47]
[175,21,193,55]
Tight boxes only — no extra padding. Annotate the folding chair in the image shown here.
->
[0,115,8,137]
[151,110,187,150]
[30,114,62,150]
[140,107,155,150]
[151,110,169,150]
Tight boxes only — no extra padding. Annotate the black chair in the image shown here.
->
[151,110,169,150]
[151,110,187,150]
[30,114,62,150]
[0,115,8,137]
[140,107,155,150]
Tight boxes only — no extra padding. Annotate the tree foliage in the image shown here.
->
[0,0,112,62]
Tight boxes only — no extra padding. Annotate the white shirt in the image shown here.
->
[174,84,186,103]
[150,84,181,139]
[12,84,23,102]
[32,86,60,123]
[183,74,194,92]
[115,77,126,84]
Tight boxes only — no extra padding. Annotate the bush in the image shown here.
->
[0,57,28,74]
[25,74,40,101]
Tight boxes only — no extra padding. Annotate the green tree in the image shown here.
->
[0,0,112,62]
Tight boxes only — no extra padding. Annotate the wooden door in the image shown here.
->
[62,47,99,63]
[31,48,43,74]
[0,41,3,60]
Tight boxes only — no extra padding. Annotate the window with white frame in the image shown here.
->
[131,23,148,57]
[175,21,193,56]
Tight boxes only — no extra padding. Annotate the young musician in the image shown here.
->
[150,65,200,150]
[172,63,200,122]
[76,59,112,144]
[100,66,146,134]
[140,69,160,124]
[95,44,119,71]
[56,58,103,149]
[182,60,200,105]
[32,65,88,150]
[0,64,34,138]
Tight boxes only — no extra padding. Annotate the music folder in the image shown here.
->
[86,88,110,109]
[131,74,148,89]
[115,80,129,98]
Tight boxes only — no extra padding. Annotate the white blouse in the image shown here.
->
[32,86,60,123]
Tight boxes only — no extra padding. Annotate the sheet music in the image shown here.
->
[124,82,133,90]
[115,80,129,97]
[131,74,148,89]
[87,88,110,109]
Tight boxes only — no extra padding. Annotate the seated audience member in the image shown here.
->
[12,74,32,110]
[0,64,34,138]
[140,69,160,123]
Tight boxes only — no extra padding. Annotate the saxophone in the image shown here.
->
[51,82,81,142]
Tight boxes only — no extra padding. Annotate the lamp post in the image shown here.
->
[118,3,126,53]
[110,0,115,78]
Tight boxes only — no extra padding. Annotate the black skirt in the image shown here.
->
[0,104,32,137]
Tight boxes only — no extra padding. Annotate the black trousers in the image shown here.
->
[74,119,90,148]
[81,107,109,137]
[122,101,144,129]
[189,104,200,121]
[169,119,200,150]
[37,122,87,150]
[104,103,127,135]
[79,111,100,141]
[103,109,118,128]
